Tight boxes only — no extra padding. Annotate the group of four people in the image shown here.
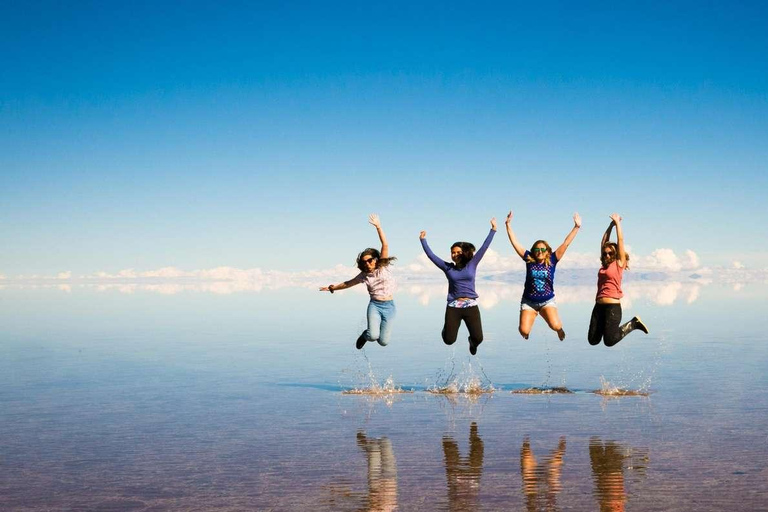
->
[321,212,648,354]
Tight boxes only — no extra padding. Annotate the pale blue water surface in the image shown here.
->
[1,278,767,510]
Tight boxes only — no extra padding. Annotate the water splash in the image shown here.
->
[340,351,413,401]
[592,376,650,397]
[342,375,413,396]
[428,361,496,396]
[591,334,668,397]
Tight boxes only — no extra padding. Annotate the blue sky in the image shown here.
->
[2,1,767,275]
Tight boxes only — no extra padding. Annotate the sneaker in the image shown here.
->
[356,332,367,350]
[468,336,478,356]
[557,328,566,341]
[632,317,649,334]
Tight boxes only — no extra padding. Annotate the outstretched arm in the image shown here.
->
[472,217,497,263]
[368,213,388,259]
[610,213,627,267]
[419,231,450,270]
[554,212,581,261]
[601,219,615,251]
[505,211,527,259]
[319,277,361,293]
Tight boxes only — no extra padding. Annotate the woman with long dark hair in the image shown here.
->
[588,214,648,346]
[505,210,581,341]
[419,218,496,355]
[320,214,397,349]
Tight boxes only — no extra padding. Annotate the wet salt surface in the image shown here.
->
[1,283,768,510]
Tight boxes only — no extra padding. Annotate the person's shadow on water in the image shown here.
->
[356,431,398,512]
[589,437,631,512]
[520,436,566,512]
[442,421,484,512]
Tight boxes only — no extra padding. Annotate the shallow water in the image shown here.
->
[1,280,767,510]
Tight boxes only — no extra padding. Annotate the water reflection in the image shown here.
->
[520,436,566,512]
[1,266,716,307]
[402,280,704,308]
[356,431,398,512]
[589,437,649,512]
[442,422,484,511]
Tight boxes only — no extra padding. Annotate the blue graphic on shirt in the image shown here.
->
[531,268,548,293]
[522,251,558,302]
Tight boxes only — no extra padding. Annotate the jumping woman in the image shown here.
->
[505,210,581,341]
[320,214,397,349]
[419,218,496,355]
[588,214,648,347]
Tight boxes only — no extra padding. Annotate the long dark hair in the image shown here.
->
[601,242,630,270]
[356,248,397,272]
[451,242,476,269]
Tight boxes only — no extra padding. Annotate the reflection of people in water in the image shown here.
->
[420,219,496,355]
[589,437,629,512]
[442,422,484,511]
[320,214,397,350]
[505,210,581,341]
[588,214,649,347]
[356,431,398,512]
[520,436,566,512]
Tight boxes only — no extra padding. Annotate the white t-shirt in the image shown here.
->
[353,266,396,300]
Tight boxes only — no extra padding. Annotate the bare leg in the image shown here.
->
[519,309,538,339]
[540,306,566,341]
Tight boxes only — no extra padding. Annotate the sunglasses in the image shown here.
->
[531,248,548,254]
[362,257,377,264]
[603,251,615,256]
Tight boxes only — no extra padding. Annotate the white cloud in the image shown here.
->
[5,247,767,300]
[686,285,700,304]
[635,248,700,272]
[652,281,682,306]
[732,261,745,269]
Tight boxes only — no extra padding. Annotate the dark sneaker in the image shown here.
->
[632,317,649,334]
[557,328,566,341]
[356,332,367,350]
[469,336,478,355]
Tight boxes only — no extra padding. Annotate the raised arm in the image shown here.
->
[472,217,497,263]
[610,213,627,267]
[505,211,527,259]
[368,213,388,259]
[554,212,581,261]
[419,230,450,270]
[601,219,615,251]
[319,276,362,293]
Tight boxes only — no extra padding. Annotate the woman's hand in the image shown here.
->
[490,217,497,231]
[610,213,622,224]
[505,210,513,225]
[419,230,427,239]
[573,212,582,228]
[368,213,381,228]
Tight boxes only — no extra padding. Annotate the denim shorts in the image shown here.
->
[520,296,557,312]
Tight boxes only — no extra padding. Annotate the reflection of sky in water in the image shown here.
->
[1,280,767,510]
[0,272,722,309]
